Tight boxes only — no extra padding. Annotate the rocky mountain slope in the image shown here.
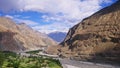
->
[48,32,67,43]
[0,17,57,52]
[56,1,120,62]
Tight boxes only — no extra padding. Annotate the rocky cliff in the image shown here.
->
[0,17,57,52]
[58,1,120,62]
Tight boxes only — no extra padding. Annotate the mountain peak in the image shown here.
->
[48,32,67,43]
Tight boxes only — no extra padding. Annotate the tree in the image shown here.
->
[0,52,5,68]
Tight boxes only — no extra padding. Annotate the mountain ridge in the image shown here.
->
[0,17,57,52]
[48,32,67,43]
[47,1,120,63]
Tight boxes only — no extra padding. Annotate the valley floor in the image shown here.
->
[1,51,120,68]
[21,51,120,68]
[59,59,120,68]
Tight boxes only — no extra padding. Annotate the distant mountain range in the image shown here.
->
[48,32,67,43]
[0,17,57,52]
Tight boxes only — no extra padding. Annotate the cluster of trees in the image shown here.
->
[0,51,62,68]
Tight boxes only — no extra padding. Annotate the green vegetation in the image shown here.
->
[26,50,41,54]
[0,51,62,68]
[0,52,5,68]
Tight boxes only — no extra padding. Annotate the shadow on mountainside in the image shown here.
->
[0,31,25,51]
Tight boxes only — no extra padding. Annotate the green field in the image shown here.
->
[0,51,62,68]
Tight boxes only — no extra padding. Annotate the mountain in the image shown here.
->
[48,1,120,62]
[48,32,67,43]
[0,17,57,52]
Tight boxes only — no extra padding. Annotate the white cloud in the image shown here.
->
[15,19,39,26]
[3,15,71,34]
[32,22,70,34]
[4,15,38,26]
[0,0,116,33]
[41,15,62,22]
[0,0,19,12]
[15,17,74,34]
[18,0,101,21]
[13,15,21,18]
[0,0,114,20]
[5,15,14,19]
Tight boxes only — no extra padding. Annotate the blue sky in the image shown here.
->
[0,0,117,34]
